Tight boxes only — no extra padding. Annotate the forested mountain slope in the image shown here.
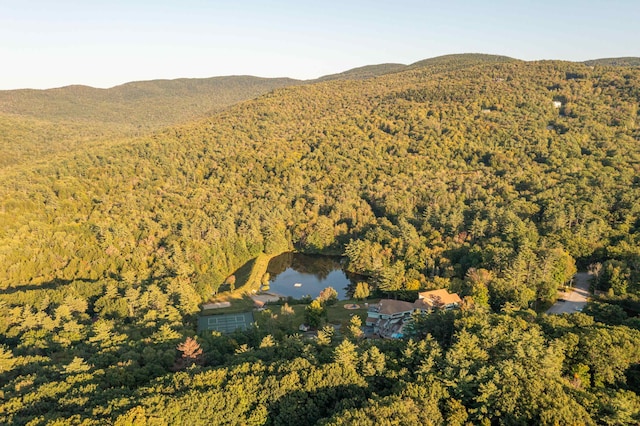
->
[584,57,640,67]
[317,53,517,82]
[2,58,638,298]
[0,76,302,127]
[1,57,640,424]
[0,54,516,169]
[315,63,407,82]
[0,76,302,168]
[408,53,516,70]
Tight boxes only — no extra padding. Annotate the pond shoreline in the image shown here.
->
[266,252,353,300]
[202,251,364,314]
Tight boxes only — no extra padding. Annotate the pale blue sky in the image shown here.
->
[1,0,638,89]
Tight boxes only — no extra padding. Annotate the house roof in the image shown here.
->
[413,299,433,310]
[418,289,462,307]
[377,299,415,315]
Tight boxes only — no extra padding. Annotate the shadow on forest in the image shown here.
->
[266,384,367,425]
[0,277,98,295]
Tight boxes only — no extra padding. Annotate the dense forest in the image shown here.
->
[1,54,640,424]
[0,76,301,169]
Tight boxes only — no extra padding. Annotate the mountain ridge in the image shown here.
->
[0,75,303,126]
[1,54,640,425]
[583,56,640,67]
[3,53,638,95]
[0,53,518,93]
[1,52,638,170]
[0,53,519,168]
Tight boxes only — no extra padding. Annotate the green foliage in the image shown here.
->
[334,339,358,368]
[1,55,640,424]
[316,325,334,346]
[305,299,326,328]
[318,287,338,306]
[583,301,628,325]
[63,357,91,375]
[359,346,385,377]
[347,314,364,340]
[583,57,640,67]
[353,282,370,300]
[600,260,631,295]
[0,344,16,373]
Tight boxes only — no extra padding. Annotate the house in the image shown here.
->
[366,299,415,337]
[366,299,415,325]
[418,289,462,310]
[365,289,462,338]
[553,101,562,108]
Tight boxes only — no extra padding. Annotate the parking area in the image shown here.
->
[546,272,590,315]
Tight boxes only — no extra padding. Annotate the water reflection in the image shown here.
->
[266,253,354,300]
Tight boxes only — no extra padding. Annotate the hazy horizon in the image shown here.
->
[2,0,638,90]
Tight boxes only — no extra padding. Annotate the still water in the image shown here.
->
[266,252,355,300]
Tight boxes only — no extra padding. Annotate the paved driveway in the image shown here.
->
[546,272,590,315]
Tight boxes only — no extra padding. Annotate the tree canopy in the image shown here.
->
[1,55,640,424]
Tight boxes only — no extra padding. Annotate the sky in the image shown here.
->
[1,0,638,90]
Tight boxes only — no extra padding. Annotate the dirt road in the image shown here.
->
[546,272,590,315]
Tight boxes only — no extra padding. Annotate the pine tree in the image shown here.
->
[347,314,364,340]
[174,337,204,370]
[334,339,358,369]
[353,282,370,300]
[316,325,334,346]
[305,299,326,328]
[0,345,16,373]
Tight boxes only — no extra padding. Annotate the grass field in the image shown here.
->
[201,252,277,315]
[255,299,376,330]
[326,300,372,326]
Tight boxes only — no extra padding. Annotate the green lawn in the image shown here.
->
[201,295,257,316]
[250,299,377,334]
[326,299,375,327]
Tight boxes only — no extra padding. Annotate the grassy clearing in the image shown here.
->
[201,296,256,315]
[207,298,380,336]
[237,252,274,295]
[201,252,277,315]
[261,299,377,329]
[255,304,307,330]
[326,299,377,327]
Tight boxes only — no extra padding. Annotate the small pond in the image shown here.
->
[265,252,357,300]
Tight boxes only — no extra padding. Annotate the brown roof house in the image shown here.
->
[417,289,462,310]
[366,299,415,338]
[366,289,462,339]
